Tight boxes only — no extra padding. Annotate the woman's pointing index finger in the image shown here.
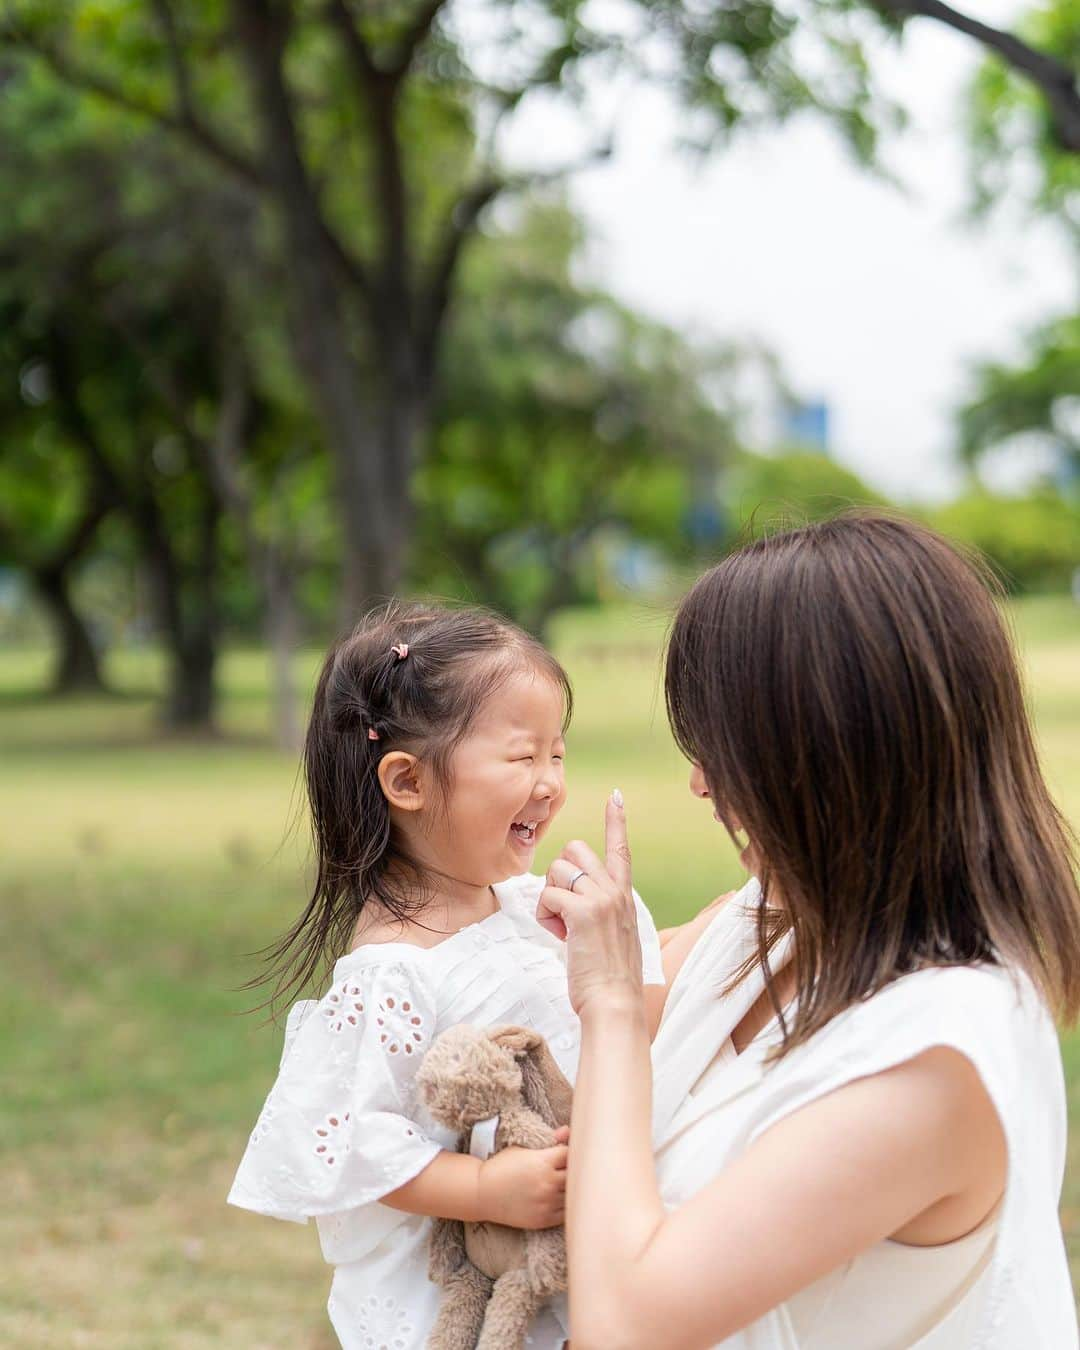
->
[605,788,632,892]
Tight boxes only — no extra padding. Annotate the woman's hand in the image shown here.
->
[537,791,644,1016]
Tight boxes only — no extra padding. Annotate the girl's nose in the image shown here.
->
[689,763,710,799]
[534,763,563,799]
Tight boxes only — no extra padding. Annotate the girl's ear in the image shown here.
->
[377,752,425,812]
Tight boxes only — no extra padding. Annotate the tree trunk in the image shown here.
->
[231,0,403,627]
[166,628,216,727]
[263,545,302,752]
[136,495,220,733]
[31,566,107,694]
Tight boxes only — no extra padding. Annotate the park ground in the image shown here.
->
[1,598,1078,1347]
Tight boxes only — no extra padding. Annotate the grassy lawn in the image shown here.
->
[2,596,1078,1346]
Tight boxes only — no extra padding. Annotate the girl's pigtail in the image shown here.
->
[256,643,396,1014]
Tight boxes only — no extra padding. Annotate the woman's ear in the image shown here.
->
[377,752,425,812]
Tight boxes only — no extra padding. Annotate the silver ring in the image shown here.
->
[568,869,587,893]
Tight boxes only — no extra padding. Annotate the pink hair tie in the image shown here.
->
[390,643,409,661]
[367,727,380,740]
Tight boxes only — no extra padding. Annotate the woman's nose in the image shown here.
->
[689,764,710,799]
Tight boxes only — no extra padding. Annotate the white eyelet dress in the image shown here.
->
[650,878,1078,1350]
[228,872,663,1350]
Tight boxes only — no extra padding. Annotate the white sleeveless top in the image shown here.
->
[650,879,1077,1349]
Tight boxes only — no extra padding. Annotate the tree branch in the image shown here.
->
[43,323,130,512]
[325,0,379,82]
[2,26,267,187]
[229,0,374,301]
[873,0,1080,152]
[5,18,372,298]
[419,139,614,377]
[150,0,198,125]
[324,0,448,82]
[389,0,449,78]
[326,0,409,297]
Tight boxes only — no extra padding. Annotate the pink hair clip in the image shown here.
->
[390,643,409,661]
[367,727,380,740]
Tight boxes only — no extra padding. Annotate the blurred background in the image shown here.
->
[0,1,1077,1345]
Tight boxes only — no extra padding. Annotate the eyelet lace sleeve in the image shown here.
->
[228,958,442,1224]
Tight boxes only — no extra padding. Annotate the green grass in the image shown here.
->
[2,595,1079,1346]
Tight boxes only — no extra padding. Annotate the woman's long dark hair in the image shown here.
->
[665,511,1080,1055]
[259,601,571,1013]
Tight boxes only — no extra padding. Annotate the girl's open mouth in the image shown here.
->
[510,820,538,846]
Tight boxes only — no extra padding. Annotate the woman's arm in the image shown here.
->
[541,797,1006,1350]
[570,1012,1003,1348]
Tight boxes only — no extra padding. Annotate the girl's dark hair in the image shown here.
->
[665,510,1080,1055]
[264,601,572,1010]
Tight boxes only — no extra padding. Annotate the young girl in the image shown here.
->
[228,603,663,1350]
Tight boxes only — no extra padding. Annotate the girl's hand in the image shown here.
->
[537,791,644,1016]
[478,1139,568,1229]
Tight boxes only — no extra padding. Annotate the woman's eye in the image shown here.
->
[514,756,535,763]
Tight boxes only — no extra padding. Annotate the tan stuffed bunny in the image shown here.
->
[415,1024,573,1350]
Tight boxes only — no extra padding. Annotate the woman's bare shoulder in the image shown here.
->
[660,890,738,985]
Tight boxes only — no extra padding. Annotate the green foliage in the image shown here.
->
[727,449,887,534]
[959,313,1080,471]
[414,201,740,630]
[958,3,1079,522]
[927,487,1080,593]
[967,0,1080,221]
[728,450,1079,596]
[595,0,903,163]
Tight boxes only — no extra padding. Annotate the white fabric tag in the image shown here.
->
[468,1115,500,1160]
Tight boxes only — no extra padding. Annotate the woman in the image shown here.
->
[539,513,1080,1349]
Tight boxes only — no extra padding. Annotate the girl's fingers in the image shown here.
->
[553,1125,571,1148]
[604,789,632,891]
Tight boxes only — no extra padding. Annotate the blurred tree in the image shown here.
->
[0,74,320,735]
[414,202,745,633]
[0,303,115,693]
[4,0,1073,638]
[727,449,887,535]
[870,0,1080,156]
[959,314,1080,480]
[0,0,902,621]
[966,0,1080,210]
[928,486,1080,590]
[956,2,1079,488]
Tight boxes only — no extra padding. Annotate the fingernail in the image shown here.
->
[612,788,624,808]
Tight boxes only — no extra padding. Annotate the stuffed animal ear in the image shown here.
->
[489,1025,573,1128]
[489,1026,543,1058]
